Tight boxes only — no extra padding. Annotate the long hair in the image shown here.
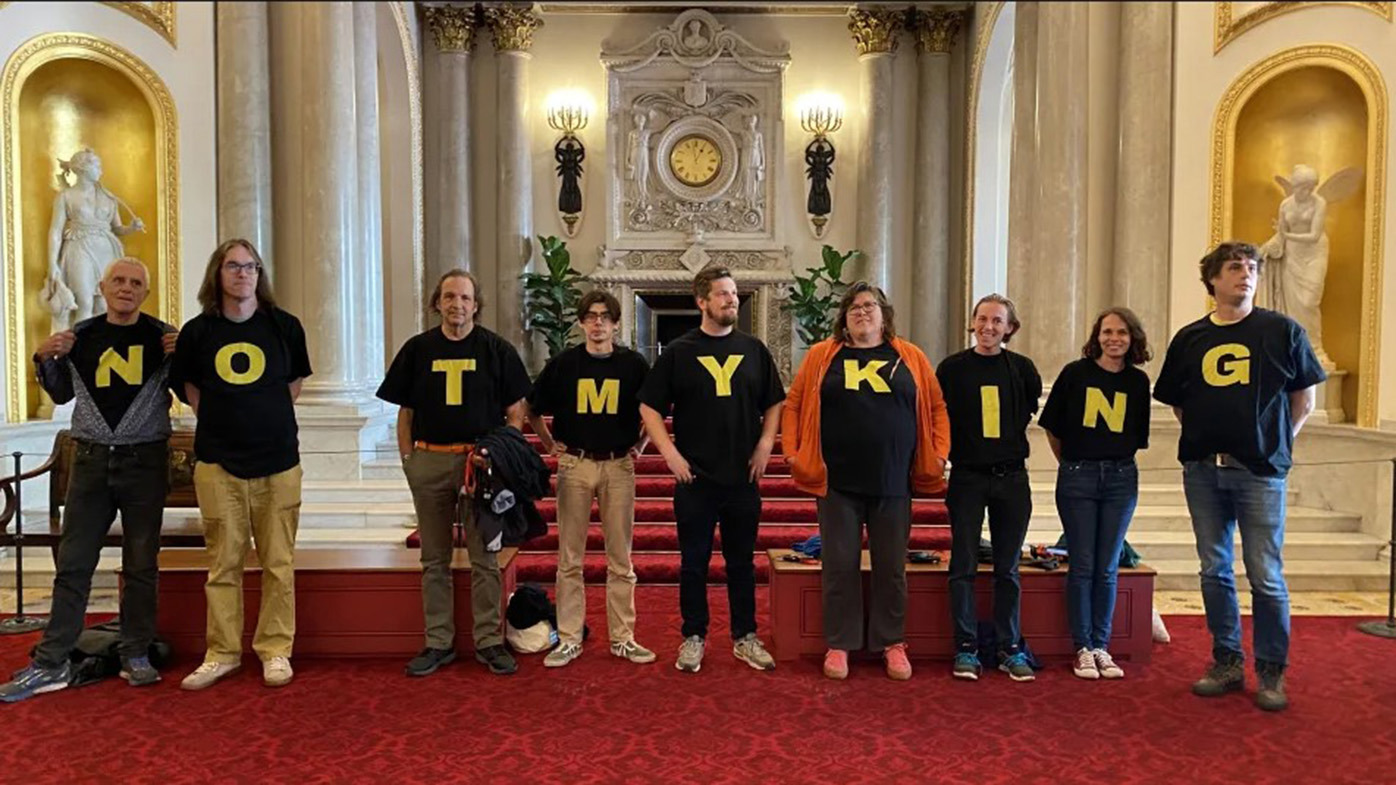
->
[969,293,1021,344]
[197,239,276,314]
[832,281,896,344]
[1081,306,1151,366]
[428,269,484,320]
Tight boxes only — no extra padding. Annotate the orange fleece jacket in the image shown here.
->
[780,337,950,497]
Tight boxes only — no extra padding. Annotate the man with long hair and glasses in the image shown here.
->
[172,239,312,691]
[1154,242,1324,712]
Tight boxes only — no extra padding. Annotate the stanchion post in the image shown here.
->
[1358,457,1396,639]
[1,451,48,634]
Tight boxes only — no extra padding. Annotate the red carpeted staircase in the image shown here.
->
[408,420,950,584]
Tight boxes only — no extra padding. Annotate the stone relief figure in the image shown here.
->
[1258,164,1362,367]
[682,19,709,50]
[555,137,584,216]
[740,114,765,204]
[625,111,651,204]
[45,148,144,331]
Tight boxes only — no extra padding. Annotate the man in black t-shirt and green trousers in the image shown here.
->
[937,294,1043,683]
[173,240,312,692]
[1154,242,1324,712]
[640,266,785,674]
[527,290,656,668]
[1,258,177,702]
[377,270,532,678]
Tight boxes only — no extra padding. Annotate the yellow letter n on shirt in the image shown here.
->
[577,378,619,414]
[1082,388,1127,433]
[432,358,477,405]
[698,355,744,397]
[96,346,144,388]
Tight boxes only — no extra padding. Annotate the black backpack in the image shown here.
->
[31,620,173,688]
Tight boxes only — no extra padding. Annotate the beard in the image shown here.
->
[706,303,738,327]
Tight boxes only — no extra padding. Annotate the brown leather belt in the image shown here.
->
[413,441,473,454]
[563,446,629,461]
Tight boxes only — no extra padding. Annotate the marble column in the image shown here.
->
[848,8,901,292]
[911,8,963,360]
[216,1,273,271]
[269,2,366,401]
[487,5,541,354]
[1113,1,1172,358]
[423,4,477,290]
[354,3,386,378]
[1005,1,1038,312]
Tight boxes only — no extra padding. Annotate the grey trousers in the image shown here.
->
[816,488,912,652]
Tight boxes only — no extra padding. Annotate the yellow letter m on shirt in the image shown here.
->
[577,378,620,414]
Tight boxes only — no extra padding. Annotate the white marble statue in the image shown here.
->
[625,111,651,205]
[45,148,145,331]
[741,114,764,203]
[1258,164,1362,368]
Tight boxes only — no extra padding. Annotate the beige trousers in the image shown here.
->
[554,453,638,645]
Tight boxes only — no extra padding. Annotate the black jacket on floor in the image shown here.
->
[470,426,549,550]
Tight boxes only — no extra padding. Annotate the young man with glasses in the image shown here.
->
[172,239,312,691]
[526,290,655,668]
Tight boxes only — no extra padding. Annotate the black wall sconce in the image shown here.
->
[798,93,843,240]
[547,91,590,237]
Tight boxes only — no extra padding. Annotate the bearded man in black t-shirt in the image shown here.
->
[1,258,177,703]
[639,266,785,674]
[172,239,312,693]
[1154,242,1324,713]
[377,270,531,678]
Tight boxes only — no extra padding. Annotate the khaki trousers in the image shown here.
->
[554,453,637,645]
[403,450,502,650]
[194,461,303,663]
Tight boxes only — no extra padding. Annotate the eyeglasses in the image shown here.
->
[848,303,880,315]
[581,312,614,324]
[224,261,261,275]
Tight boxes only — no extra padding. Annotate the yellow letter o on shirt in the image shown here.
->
[215,343,267,385]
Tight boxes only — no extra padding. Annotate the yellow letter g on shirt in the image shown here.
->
[1202,343,1250,387]
[215,343,267,385]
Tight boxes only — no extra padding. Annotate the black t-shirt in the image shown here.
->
[1039,358,1151,461]
[70,317,169,431]
[376,326,531,445]
[1153,308,1325,476]
[638,328,785,485]
[820,343,918,497]
[935,348,1042,468]
[172,308,312,479]
[527,344,649,454]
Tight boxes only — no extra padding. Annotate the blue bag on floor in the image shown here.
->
[791,534,822,558]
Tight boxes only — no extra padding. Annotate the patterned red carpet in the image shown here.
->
[2,587,1393,784]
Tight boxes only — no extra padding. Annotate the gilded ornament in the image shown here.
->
[847,8,902,56]
[99,2,178,48]
[486,4,543,52]
[914,8,964,54]
[1214,2,1391,54]
[425,4,477,54]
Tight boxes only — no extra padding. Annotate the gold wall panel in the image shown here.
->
[2,34,180,423]
[1214,2,1392,54]
[0,3,176,46]
[1210,46,1388,428]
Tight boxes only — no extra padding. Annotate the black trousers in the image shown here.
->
[674,477,760,640]
[946,466,1032,653]
[33,440,168,668]
[816,488,911,652]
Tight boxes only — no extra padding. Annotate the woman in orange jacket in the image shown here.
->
[781,282,950,680]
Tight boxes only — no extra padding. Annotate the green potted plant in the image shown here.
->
[521,235,587,359]
[782,244,859,346]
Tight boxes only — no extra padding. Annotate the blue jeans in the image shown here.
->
[1055,459,1138,651]
[1182,460,1290,669]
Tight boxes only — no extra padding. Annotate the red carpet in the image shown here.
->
[1,589,1393,784]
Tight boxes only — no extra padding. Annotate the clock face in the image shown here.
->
[668,135,722,187]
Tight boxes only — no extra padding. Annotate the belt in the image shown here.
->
[563,446,629,461]
[1213,452,1242,469]
[413,441,473,454]
[956,460,1026,477]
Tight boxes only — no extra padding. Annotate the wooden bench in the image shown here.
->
[0,429,204,557]
[144,547,519,658]
[767,548,1155,663]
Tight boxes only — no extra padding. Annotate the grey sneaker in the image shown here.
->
[610,640,657,664]
[1256,666,1288,712]
[675,635,705,673]
[120,656,161,687]
[999,651,1035,682]
[0,662,70,703]
[1192,658,1245,697]
[733,633,776,672]
[544,642,583,668]
[952,651,982,681]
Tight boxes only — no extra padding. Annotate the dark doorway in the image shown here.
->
[633,290,754,364]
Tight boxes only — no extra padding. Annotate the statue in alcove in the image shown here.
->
[1258,163,1362,368]
[740,114,764,204]
[625,111,651,205]
[45,148,145,331]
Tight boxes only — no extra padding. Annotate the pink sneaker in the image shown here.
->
[823,649,849,680]
[884,643,912,681]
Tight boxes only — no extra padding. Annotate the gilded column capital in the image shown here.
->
[486,4,543,52]
[424,4,477,54]
[848,7,903,56]
[913,8,965,55]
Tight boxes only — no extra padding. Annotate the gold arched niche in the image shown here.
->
[2,34,179,422]
[1209,46,1387,427]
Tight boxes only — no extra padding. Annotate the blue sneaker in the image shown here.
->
[999,651,1035,682]
[120,656,161,687]
[0,662,71,703]
[952,651,982,681]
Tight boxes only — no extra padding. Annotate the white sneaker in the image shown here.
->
[544,642,583,668]
[180,660,242,691]
[1073,648,1100,680]
[263,656,294,687]
[1093,649,1124,679]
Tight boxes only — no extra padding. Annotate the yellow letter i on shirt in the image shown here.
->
[981,386,1001,439]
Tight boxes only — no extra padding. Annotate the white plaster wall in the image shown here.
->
[972,1,1014,309]
[1170,2,1396,423]
[0,1,217,425]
